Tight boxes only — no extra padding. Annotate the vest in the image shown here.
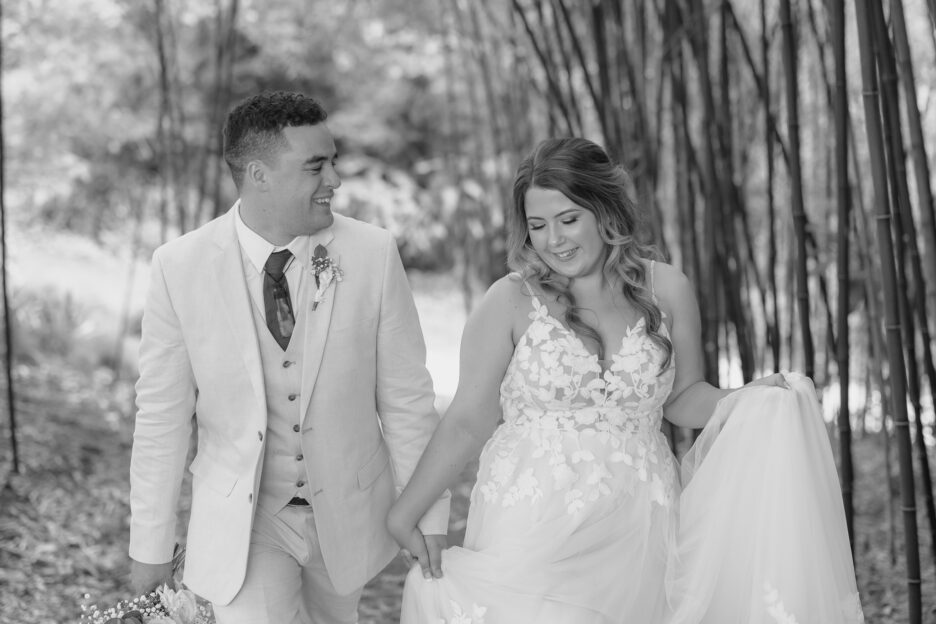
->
[251,293,315,513]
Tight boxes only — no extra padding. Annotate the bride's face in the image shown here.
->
[524,186,605,279]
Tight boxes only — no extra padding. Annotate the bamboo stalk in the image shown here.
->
[535,0,583,133]
[553,0,606,142]
[510,0,576,135]
[859,189,898,565]
[684,0,723,386]
[779,0,815,379]
[869,0,936,572]
[725,2,792,167]
[891,0,936,318]
[0,0,18,478]
[927,0,936,37]
[831,0,855,550]
[760,0,781,372]
[664,0,701,285]
[466,0,516,234]
[716,0,756,381]
[855,0,922,619]
[589,0,618,154]
[210,0,239,220]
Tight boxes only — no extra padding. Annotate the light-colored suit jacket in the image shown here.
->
[129,208,449,604]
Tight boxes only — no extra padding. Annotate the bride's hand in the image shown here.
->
[388,507,438,578]
[744,372,790,390]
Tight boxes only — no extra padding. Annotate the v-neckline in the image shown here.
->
[531,298,652,376]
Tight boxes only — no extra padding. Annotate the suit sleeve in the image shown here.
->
[374,235,451,535]
[129,249,197,564]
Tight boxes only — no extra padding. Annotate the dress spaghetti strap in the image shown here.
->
[517,273,542,309]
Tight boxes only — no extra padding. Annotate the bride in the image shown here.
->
[387,137,863,623]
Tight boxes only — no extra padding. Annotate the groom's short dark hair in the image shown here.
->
[223,91,329,190]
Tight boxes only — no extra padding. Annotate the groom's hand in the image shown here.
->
[130,559,173,596]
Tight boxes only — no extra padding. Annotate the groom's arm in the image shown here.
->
[129,249,197,588]
[372,234,451,536]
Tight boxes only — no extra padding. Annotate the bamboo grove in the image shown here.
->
[435,0,936,621]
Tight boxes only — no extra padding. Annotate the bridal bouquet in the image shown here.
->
[79,583,214,624]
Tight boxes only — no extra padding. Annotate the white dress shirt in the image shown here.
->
[233,202,310,320]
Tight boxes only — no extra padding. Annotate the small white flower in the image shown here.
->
[157,585,199,624]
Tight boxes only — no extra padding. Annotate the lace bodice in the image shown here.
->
[475,287,680,514]
[499,294,675,434]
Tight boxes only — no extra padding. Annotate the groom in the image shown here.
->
[129,91,449,623]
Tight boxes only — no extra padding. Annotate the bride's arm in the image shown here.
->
[387,276,519,572]
[658,264,785,429]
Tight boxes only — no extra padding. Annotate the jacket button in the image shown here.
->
[283,361,293,368]
[288,394,297,401]
[293,424,300,432]
[297,480,305,488]
[296,454,304,461]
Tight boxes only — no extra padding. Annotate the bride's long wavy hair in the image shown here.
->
[507,137,673,370]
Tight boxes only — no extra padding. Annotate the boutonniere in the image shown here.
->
[310,244,343,311]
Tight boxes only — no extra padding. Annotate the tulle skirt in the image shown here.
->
[665,372,864,623]
[401,372,864,623]
[401,422,678,623]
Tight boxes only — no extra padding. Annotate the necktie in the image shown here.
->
[263,249,295,350]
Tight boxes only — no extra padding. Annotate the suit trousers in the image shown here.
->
[211,504,364,624]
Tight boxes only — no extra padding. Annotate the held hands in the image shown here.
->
[388,511,446,579]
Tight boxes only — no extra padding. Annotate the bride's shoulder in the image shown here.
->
[644,260,697,311]
[483,273,536,312]
[647,261,690,285]
[470,273,540,335]
[459,274,533,347]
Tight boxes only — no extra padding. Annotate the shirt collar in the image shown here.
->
[234,201,311,274]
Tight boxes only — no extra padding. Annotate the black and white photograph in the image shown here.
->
[1,0,935,622]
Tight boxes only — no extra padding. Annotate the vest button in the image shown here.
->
[283,361,293,368]
[248,493,253,503]
[257,431,263,441]
[288,394,297,401]
[296,454,304,461]
[293,424,300,432]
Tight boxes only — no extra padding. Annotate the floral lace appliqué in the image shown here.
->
[763,582,800,624]
[440,601,487,624]
[476,295,679,513]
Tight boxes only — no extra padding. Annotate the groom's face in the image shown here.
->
[262,123,341,240]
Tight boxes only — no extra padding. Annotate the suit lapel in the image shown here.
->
[299,227,336,422]
[209,209,265,407]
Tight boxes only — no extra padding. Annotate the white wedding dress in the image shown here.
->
[401,292,863,623]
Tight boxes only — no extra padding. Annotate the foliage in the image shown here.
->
[3,0,477,274]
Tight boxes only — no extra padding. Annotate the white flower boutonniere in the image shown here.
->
[311,244,343,311]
